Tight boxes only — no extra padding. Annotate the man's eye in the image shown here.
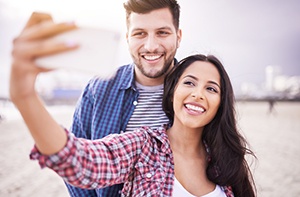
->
[133,32,145,37]
[158,31,170,36]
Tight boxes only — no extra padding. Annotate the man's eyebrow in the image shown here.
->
[130,28,144,32]
[131,26,173,32]
[157,26,173,31]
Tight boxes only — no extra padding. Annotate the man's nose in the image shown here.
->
[144,35,159,52]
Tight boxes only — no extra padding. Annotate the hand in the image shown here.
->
[9,12,78,104]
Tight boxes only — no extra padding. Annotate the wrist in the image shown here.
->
[10,91,40,108]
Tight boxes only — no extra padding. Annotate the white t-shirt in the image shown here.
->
[172,177,227,197]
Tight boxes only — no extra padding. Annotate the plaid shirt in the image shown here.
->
[30,126,234,197]
[66,63,139,196]
[66,60,178,197]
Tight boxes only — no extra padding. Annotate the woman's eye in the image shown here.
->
[183,81,194,86]
[207,87,218,93]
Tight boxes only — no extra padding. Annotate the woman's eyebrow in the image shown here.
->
[183,75,220,88]
[208,80,221,88]
[183,75,198,80]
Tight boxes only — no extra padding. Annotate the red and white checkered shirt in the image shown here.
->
[30,126,234,197]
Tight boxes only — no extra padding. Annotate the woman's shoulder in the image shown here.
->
[113,126,168,144]
[139,126,171,153]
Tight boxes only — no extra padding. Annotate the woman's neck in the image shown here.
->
[167,123,204,157]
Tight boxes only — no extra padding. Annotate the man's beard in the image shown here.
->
[134,51,176,79]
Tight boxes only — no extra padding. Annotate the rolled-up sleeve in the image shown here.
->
[30,129,146,189]
[30,130,74,168]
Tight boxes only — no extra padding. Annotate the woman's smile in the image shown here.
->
[184,102,206,115]
[172,61,221,129]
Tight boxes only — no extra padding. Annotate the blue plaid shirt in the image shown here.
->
[66,63,139,197]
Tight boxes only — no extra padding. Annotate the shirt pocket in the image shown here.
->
[129,161,165,196]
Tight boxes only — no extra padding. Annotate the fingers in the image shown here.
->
[12,16,78,60]
[23,12,53,29]
[9,12,78,102]
[20,21,77,41]
[12,37,78,60]
[21,11,77,41]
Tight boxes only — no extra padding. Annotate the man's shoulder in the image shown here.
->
[88,63,134,89]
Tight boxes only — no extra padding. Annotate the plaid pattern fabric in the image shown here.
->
[66,63,139,196]
[30,127,234,197]
[65,59,178,196]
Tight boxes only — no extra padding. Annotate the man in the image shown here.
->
[11,0,182,196]
[67,1,182,196]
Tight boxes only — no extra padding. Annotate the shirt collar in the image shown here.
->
[119,63,135,90]
[142,125,172,155]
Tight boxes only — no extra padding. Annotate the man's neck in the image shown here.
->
[135,76,165,86]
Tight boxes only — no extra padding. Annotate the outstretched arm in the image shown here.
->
[9,12,78,155]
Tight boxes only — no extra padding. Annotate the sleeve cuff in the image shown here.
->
[29,129,75,169]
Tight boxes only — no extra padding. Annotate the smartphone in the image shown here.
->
[35,27,121,77]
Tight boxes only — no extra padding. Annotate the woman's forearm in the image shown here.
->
[14,94,67,155]
[9,12,78,156]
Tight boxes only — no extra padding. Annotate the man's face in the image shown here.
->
[126,8,182,85]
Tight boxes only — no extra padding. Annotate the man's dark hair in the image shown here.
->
[123,0,180,30]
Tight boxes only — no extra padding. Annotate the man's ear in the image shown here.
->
[126,32,129,43]
[176,29,182,48]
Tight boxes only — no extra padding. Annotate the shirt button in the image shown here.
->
[146,173,152,178]
[120,130,124,134]
[133,101,138,106]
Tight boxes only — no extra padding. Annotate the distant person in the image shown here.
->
[268,99,276,114]
[0,114,3,122]
[10,53,257,197]
[10,0,182,196]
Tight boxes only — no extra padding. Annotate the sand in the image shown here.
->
[0,101,299,197]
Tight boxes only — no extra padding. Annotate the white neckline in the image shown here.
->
[173,177,225,197]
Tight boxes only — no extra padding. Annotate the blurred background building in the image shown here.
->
[239,65,300,101]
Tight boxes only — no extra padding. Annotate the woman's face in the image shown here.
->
[172,61,221,130]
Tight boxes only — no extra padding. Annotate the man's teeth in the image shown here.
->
[144,55,160,60]
[185,104,205,112]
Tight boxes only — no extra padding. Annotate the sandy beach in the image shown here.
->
[0,101,299,197]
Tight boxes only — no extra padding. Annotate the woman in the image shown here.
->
[10,54,256,196]
[163,55,256,196]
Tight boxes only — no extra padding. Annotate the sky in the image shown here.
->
[1,0,300,98]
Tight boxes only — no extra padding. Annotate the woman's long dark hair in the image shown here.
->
[163,54,256,197]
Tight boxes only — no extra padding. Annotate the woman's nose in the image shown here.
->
[191,90,204,100]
